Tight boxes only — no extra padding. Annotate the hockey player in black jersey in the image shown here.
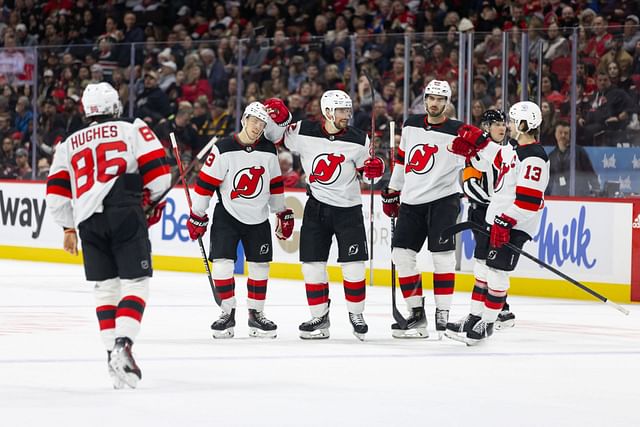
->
[187,102,294,339]
[281,90,384,341]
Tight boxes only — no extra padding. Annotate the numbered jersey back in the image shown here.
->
[47,118,169,227]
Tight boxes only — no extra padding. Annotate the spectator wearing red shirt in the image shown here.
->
[584,16,613,59]
[179,64,213,103]
[278,150,301,188]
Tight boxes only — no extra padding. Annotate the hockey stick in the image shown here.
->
[441,221,630,315]
[389,121,408,328]
[363,69,376,287]
[170,133,221,306]
[144,138,216,215]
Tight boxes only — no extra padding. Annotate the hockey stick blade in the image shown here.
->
[442,221,629,315]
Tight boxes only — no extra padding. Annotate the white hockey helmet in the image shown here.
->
[81,82,122,118]
[241,101,270,126]
[423,79,452,101]
[508,101,542,131]
[320,90,352,122]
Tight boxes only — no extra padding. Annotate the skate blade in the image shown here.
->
[391,327,429,339]
[299,329,330,340]
[444,330,468,343]
[464,337,485,347]
[352,331,366,341]
[109,358,140,389]
[212,327,234,339]
[436,330,445,340]
[495,319,515,330]
[109,369,125,389]
[248,327,277,339]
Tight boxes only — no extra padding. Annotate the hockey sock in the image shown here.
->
[213,259,236,314]
[116,277,149,342]
[432,251,456,310]
[342,262,365,314]
[483,288,507,323]
[95,278,120,350]
[470,278,488,316]
[392,248,423,309]
[247,262,269,312]
[302,262,329,317]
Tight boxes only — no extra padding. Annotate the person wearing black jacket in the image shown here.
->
[547,121,600,197]
[134,70,171,125]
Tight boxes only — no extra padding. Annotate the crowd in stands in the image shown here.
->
[0,0,639,195]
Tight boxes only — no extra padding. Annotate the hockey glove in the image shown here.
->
[381,188,400,218]
[448,125,490,159]
[142,189,166,228]
[187,210,209,240]
[363,156,385,179]
[275,208,295,240]
[263,98,292,127]
[490,214,517,248]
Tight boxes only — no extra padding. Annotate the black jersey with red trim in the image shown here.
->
[192,134,285,225]
[388,114,465,205]
[479,141,550,236]
[283,120,370,208]
[46,118,171,228]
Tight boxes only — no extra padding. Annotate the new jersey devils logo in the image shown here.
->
[309,153,345,185]
[231,166,265,199]
[405,144,438,174]
[494,154,517,192]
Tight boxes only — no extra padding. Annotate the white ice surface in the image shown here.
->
[0,260,639,427]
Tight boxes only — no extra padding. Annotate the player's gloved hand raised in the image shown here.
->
[187,210,209,240]
[363,156,384,179]
[275,208,294,240]
[142,189,167,228]
[263,98,291,126]
[448,124,490,158]
[490,214,517,248]
[381,187,400,218]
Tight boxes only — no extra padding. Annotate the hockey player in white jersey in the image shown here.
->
[187,101,294,339]
[447,101,550,345]
[381,79,465,339]
[46,82,171,388]
[281,90,384,340]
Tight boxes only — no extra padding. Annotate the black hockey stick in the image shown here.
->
[171,133,221,307]
[388,121,407,328]
[144,138,216,216]
[441,221,630,315]
[363,69,376,287]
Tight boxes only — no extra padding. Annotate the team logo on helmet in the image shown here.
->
[309,153,345,185]
[230,166,265,199]
[405,144,438,174]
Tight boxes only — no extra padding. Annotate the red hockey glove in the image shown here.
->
[142,189,166,228]
[263,98,291,126]
[458,124,491,149]
[275,208,294,240]
[363,156,385,179]
[187,210,209,240]
[448,136,479,159]
[381,188,400,218]
[490,214,517,248]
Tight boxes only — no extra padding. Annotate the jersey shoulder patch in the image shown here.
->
[516,143,549,162]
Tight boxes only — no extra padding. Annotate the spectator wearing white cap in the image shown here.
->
[15,23,37,47]
[158,60,177,93]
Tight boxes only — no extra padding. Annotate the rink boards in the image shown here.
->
[1,182,639,302]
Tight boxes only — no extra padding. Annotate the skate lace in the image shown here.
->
[349,313,365,326]
[472,320,486,333]
[215,312,231,324]
[254,311,275,326]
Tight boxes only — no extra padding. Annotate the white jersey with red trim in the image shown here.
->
[478,141,550,236]
[191,134,285,225]
[46,118,171,228]
[389,114,465,205]
[283,120,370,208]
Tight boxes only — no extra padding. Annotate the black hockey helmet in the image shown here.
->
[480,109,506,126]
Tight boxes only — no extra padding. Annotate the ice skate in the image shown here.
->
[211,308,235,339]
[434,308,449,339]
[248,309,277,338]
[109,337,142,389]
[392,298,428,339]
[107,350,124,389]
[495,305,515,330]
[465,320,494,346]
[299,311,330,340]
[348,312,368,341]
[444,314,481,343]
